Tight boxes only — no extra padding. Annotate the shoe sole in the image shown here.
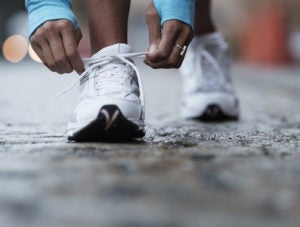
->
[181,92,239,122]
[68,105,145,142]
[196,104,239,122]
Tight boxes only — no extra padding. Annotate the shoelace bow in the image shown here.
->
[54,52,148,110]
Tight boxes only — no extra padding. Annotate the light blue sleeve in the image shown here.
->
[25,0,79,37]
[153,0,196,30]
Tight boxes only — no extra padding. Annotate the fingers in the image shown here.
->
[146,1,162,52]
[145,19,193,69]
[29,19,84,74]
[48,32,73,74]
[75,28,83,45]
[61,27,85,74]
[145,43,184,69]
[147,22,179,63]
[31,43,46,64]
[40,40,61,73]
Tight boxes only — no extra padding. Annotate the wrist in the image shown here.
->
[26,0,79,37]
[153,0,196,30]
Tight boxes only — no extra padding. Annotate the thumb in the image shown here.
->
[75,28,82,46]
[146,1,162,54]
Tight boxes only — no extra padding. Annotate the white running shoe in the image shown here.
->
[67,44,145,142]
[180,32,239,121]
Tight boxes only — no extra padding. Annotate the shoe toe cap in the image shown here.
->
[71,98,142,123]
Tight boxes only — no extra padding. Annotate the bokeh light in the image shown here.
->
[2,35,28,63]
[28,44,42,63]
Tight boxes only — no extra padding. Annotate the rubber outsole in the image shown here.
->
[68,105,145,142]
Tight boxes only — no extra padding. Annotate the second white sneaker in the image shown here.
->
[180,32,239,121]
[67,44,145,142]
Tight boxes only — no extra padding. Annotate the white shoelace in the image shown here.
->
[54,52,148,110]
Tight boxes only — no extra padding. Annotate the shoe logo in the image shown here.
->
[101,109,120,130]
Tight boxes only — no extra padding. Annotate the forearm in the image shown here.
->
[153,0,196,30]
[25,0,79,37]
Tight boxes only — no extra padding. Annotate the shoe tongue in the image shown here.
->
[92,43,132,58]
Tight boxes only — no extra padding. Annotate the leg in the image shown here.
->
[68,0,145,142]
[194,0,216,36]
[84,0,131,54]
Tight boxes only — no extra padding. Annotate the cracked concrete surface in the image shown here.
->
[0,61,300,227]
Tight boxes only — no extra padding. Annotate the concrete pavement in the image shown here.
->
[0,61,300,227]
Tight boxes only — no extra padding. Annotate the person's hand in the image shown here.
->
[145,2,193,69]
[30,19,85,74]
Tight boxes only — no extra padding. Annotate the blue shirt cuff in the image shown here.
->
[26,0,79,37]
[153,0,196,30]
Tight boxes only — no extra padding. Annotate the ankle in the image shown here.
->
[194,24,216,37]
[91,40,128,55]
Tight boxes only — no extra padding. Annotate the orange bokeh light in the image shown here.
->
[2,35,28,63]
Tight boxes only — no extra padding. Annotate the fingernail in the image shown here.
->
[149,44,157,53]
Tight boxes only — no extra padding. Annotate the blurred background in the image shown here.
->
[1,3,300,227]
[1,0,300,66]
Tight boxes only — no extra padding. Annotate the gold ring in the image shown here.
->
[175,44,187,56]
